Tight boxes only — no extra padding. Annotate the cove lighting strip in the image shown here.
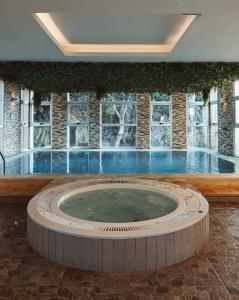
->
[34,12,198,56]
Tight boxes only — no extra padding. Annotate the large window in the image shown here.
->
[150,92,171,148]
[21,89,31,150]
[187,93,208,148]
[67,93,89,148]
[32,93,52,148]
[209,88,218,151]
[100,93,137,148]
[234,80,239,157]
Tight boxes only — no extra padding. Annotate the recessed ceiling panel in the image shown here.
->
[35,12,198,56]
[51,12,185,44]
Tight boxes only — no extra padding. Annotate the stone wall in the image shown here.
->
[137,94,150,149]
[89,94,100,149]
[172,93,187,149]
[0,80,4,153]
[2,82,21,156]
[52,93,67,149]
[218,84,234,156]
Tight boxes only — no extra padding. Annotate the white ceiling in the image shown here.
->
[1,0,239,62]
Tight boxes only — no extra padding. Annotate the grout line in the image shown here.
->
[54,266,67,300]
[208,260,233,300]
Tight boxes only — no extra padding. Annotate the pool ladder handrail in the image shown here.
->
[0,151,6,175]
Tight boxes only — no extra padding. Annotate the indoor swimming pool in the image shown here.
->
[1,150,238,175]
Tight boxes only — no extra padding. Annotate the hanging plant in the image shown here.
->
[202,87,210,104]
[96,86,105,100]
[0,62,239,95]
[33,91,42,109]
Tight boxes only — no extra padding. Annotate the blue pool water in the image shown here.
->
[1,150,237,175]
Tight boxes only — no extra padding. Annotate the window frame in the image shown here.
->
[187,93,209,148]
[31,92,52,149]
[67,92,90,148]
[150,94,172,149]
[234,80,239,157]
[209,88,219,151]
[20,89,31,150]
[100,94,137,149]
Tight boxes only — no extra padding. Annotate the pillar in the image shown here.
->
[172,93,187,149]
[52,93,68,149]
[137,94,150,149]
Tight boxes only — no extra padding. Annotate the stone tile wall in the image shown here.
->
[52,93,68,149]
[89,94,100,149]
[172,93,187,149]
[2,82,21,156]
[218,84,234,156]
[0,80,4,153]
[137,94,150,149]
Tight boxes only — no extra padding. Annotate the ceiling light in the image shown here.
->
[34,12,199,56]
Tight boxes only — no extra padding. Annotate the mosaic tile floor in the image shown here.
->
[0,203,238,300]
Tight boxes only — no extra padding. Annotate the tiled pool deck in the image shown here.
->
[0,203,239,299]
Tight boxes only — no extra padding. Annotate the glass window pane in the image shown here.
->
[210,126,218,151]
[0,81,3,127]
[188,104,207,124]
[188,105,201,124]
[187,93,195,102]
[235,100,239,124]
[195,105,204,123]
[33,126,51,148]
[195,126,207,147]
[210,88,218,101]
[0,127,3,153]
[188,106,195,125]
[68,92,89,102]
[100,93,137,148]
[187,93,203,102]
[234,80,239,97]
[41,92,51,102]
[69,126,88,147]
[102,93,136,102]
[69,103,88,123]
[101,102,136,124]
[152,105,170,123]
[33,105,51,123]
[101,126,136,148]
[0,99,3,126]
[188,126,207,148]
[235,128,239,156]
[151,126,171,147]
[152,92,170,102]
[195,93,203,102]
[210,103,218,124]
[187,126,194,147]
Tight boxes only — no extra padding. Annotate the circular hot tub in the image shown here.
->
[27,179,209,272]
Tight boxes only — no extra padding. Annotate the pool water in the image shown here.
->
[2,150,237,175]
[59,188,178,223]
